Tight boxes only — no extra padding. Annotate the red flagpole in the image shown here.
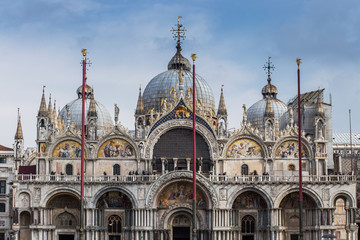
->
[191,53,197,240]
[80,49,87,240]
[297,58,304,240]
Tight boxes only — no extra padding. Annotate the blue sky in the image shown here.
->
[0,0,359,148]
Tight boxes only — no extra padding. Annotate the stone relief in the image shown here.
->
[138,188,145,200]
[219,188,227,201]
[19,193,30,208]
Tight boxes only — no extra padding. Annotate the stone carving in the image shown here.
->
[270,186,277,197]
[19,193,30,208]
[219,188,227,201]
[138,188,145,200]
[146,171,218,208]
[158,202,206,229]
[322,188,330,201]
[34,188,41,202]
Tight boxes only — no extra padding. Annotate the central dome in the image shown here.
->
[142,69,215,114]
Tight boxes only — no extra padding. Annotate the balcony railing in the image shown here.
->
[209,174,355,183]
[15,173,355,184]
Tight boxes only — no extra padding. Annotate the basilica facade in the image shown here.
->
[11,20,357,240]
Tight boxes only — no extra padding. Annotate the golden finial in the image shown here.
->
[191,54,197,63]
[81,49,87,57]
[296,58,302,69]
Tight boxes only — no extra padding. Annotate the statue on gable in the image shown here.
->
[161,98,168,113]
[242,104,247,123]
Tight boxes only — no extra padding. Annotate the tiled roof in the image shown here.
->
[0,145,13,151]
[333,133,360,144]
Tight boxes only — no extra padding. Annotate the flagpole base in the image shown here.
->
[192,199,197,240]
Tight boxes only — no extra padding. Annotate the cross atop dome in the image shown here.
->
[171,16,187,52]
[263,57,275,83]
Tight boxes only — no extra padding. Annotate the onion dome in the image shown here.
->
[247,58,287,132]
[60,84,113,134]
[142,17,215,115]
[167,44,191,71]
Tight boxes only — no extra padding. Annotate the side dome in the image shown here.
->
[60,85,113,134]
[247,98,287,130]
[142,69,215,114]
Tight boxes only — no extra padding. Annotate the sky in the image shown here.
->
[0,0,359,149]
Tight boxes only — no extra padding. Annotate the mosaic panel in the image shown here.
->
[96,191,132,209]
[226,138,263,158]
[97,139,135,158]
[52,140,83,158]
[275,140,309,158]
[232,191,267,209]
[157,182,207,208]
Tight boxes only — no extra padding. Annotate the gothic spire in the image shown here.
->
[48,94,53,119]
[38,86,48,117]
[15,108,24,140]
[135,85,144,115]
[217,85,227,115]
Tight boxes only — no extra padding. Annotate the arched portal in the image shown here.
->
[232,191,270,239]
[279,192,318,239]
[96,191,133,240]
[153,128,211,173]
[46,193,80,239]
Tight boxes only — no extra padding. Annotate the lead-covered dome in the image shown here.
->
[247,77,287,131]
[60,85,113,134]
[142,69,215,114]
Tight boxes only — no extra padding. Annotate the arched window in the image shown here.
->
[241,164,249,175]
[241,215,255,233]
[113,164,120,175]
[288,164,295,171]
[65,164,73,175]
[108,215,122,233]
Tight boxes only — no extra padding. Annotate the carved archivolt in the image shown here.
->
[145,171,218,208]
[144,119,218,160]
[159,205,205,229]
